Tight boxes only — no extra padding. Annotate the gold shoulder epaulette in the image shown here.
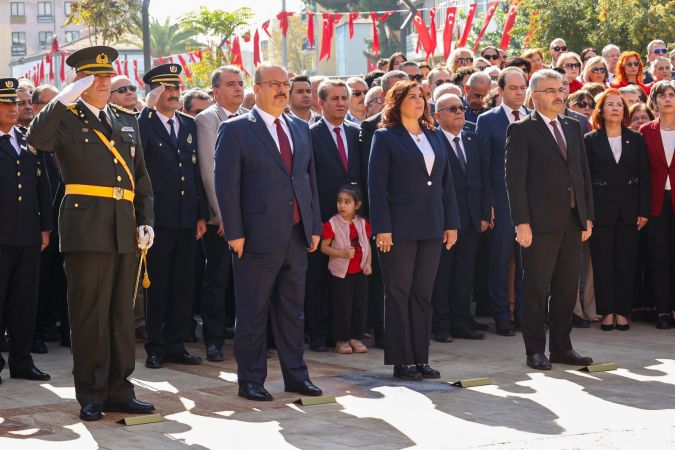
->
[109,103,139,115]
[175,110,194,121]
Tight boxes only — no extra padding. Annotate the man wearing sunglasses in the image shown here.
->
[399,61,423,84]
[549,38,567,67]
[345,77,368,125]
[644,40,672,84]
[109,76,139,111]
[427,67,452,113]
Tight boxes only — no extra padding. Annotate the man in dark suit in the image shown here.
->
[432,94,490,341]
[463,72,491,124]
[28,46,155,420]
[306,79,362,351]
[138,64,208,369]
[214,63,323,401]
[505,69,595,370]
[476,67,529,336]
[0,78,52,384]
[358,69,407,347]
[195,65,249,362]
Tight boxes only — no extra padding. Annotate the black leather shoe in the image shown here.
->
[572,314,590,328]
[600,323,614,331]
[103,398,155,413]
[206,345,224,362]
[452,328,485,340]
[526,353,552,370]
[145,354,163,369]
[80,404,102,421]
[393,364,423,381]
[550,349,593,366]
[496,320,515,336]
[470,318,489,331]
[656,314,672,330]
[285,379,323,396]
[416,364,441,379]
[432,334,453,343]
[31,339,48,354]
[238,382,273,401]
[10,366,51,381]
[165,352,202,365]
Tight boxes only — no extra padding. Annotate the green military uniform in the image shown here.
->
[27,47,153,407]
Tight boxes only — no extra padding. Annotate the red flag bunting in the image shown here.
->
[429,8,437,57]
[177,54,192,80]
[348,12,359,39]
[60,52,66,82]
[412,12,434,60]
[443,6,458,60]
[261,20,271,37]
[50,36,59,53]
[230,36,243,69]
[47,54,54,82]
[276,12,293,37]
[500,2,518,51]
[458,3,477,48]
[133,59,144,87]
[473,1,499,52]
[124,59,129,77]
[253,29,261,66]
[307,12,315,49]
[319,13,341,61]
[369,11,392,58]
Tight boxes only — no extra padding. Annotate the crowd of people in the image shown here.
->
[0,36,674,419]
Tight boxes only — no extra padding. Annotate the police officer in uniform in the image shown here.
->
[27,46,155,421]
[0,78,52,384]
[138,64,208,369]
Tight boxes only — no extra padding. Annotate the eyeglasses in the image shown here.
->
[625,61,641,68]
[551,46,567,52]
[564,63,582,69]
[652,48,668,55]
[367,97,384,106]
[476,65,489,71]
[575,100,595,109]
[534,88,566,95]
[408,74,423,82]
[257,80,291,90]
[483,54,499,61]
[112,85,137,94]
[435,79,452,86]
[351,90,367,97]
[591,67,607,73]
[437,104,466,114]
[456,57,474,64]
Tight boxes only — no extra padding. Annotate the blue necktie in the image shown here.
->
[167,118,179,147]
[453,136,466,173]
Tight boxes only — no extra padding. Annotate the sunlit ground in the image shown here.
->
[1,322,674,449]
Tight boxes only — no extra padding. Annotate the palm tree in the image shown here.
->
[148,17,200,57]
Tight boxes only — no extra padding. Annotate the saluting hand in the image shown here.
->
[56,75,94,105]
[228,238,245,258]
[146,85,165,109]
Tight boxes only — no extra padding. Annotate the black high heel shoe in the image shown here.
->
[600,323,614,331]
[393,364,423,381]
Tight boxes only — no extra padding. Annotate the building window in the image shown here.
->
[12,32,26,56]
[37,1,53,22]
[65,31,80,43]
[64,1,72,16]
[39,31,54,46]
[10,2,25,16]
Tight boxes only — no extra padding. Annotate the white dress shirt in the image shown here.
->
[608,135,622,164]
[440,128,466,163]
[156,109,180,137]
[0,127,20,154]
[81,98,111,128]
[409,132,435,175]
[255,105,294,153]
[662,129,675,190]
[538,112,567,148]
[501,103,528,124]
[326,121,348,158]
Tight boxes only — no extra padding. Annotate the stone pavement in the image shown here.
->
[1,321,675,449]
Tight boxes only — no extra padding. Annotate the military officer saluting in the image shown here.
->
[0,78,52,385]
[138,64,208,369]
[27,46,155,421]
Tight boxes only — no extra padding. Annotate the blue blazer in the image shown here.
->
[368,125,460,241]
[214,109,322,252]
[138,108,209,229]
[437,129,490,231]
[310,118,362,222]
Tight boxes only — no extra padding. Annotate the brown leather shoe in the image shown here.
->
[526,353,552,370]
[549,349,593,366]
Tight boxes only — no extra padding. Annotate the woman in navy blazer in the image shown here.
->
[585,89,650,331]
[368,80,460,381]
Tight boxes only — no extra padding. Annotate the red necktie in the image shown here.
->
[333,127,348,171]
[512,110,520,121]
[274,118,301,224]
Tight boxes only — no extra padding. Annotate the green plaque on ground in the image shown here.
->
[580,362,617,373]
[451,377,491,388]
[117,414,164,426]
[295,396,336,406]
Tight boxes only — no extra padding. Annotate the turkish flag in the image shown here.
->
[412,12,434,60]
[307,11,314,49]
[473,1,499,52]
[230,36,243,68]
[133,59,144,87]
[319,13,334,61]
[369,12,392,58]
[348,12,359,39]
[500,2,518,51]
[443,7,458,60]
[261,20,271,38]
[60,52,66,82]
[458,3,477,48]
[429,8,437,56]
[276,12,293,37]
[253,29,261,66]
[177,54,191,81]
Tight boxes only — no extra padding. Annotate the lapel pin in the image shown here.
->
[626,140,630,144]
[192,154,197,164]
[467,136,472,141]
[187,134,192,144]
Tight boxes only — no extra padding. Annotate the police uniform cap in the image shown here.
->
[0,78,19,103]
[66,46,118,75]
[143,64,182,88]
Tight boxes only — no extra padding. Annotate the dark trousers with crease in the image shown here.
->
[233,224,309,386]
[304,250,331,346]
[379,239,441,365]
[200,224,232,348]
[366,239,385,340]
[432,227,479,337]
[145,227,195,357]
[331,272,368,341]
[521,209,582,356]
[648,192,675,314]
[0,244,40,374]
[63,251,136,406]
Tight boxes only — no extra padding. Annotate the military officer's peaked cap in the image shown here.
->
[0,78,19,103]
[66,45,118,75]
[143,63,182,87]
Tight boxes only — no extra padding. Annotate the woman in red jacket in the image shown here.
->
[611,51,651,96]
[640,80,675,329]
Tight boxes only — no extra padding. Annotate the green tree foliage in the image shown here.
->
[147,18,200,57]
[65,0,141,45]
[179,6,254,51]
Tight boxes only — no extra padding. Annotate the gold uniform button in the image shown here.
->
[18,196,22,201]
[85,138,89,143]
[181,190,185,196]
[117,176,122,182]
[74,203,79,208]
[17,172,21,176]
[16,160,20,165]
[427,181,432,186]
[113,159,118,164]
[18,184,22,189]
[181,176,185,181]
